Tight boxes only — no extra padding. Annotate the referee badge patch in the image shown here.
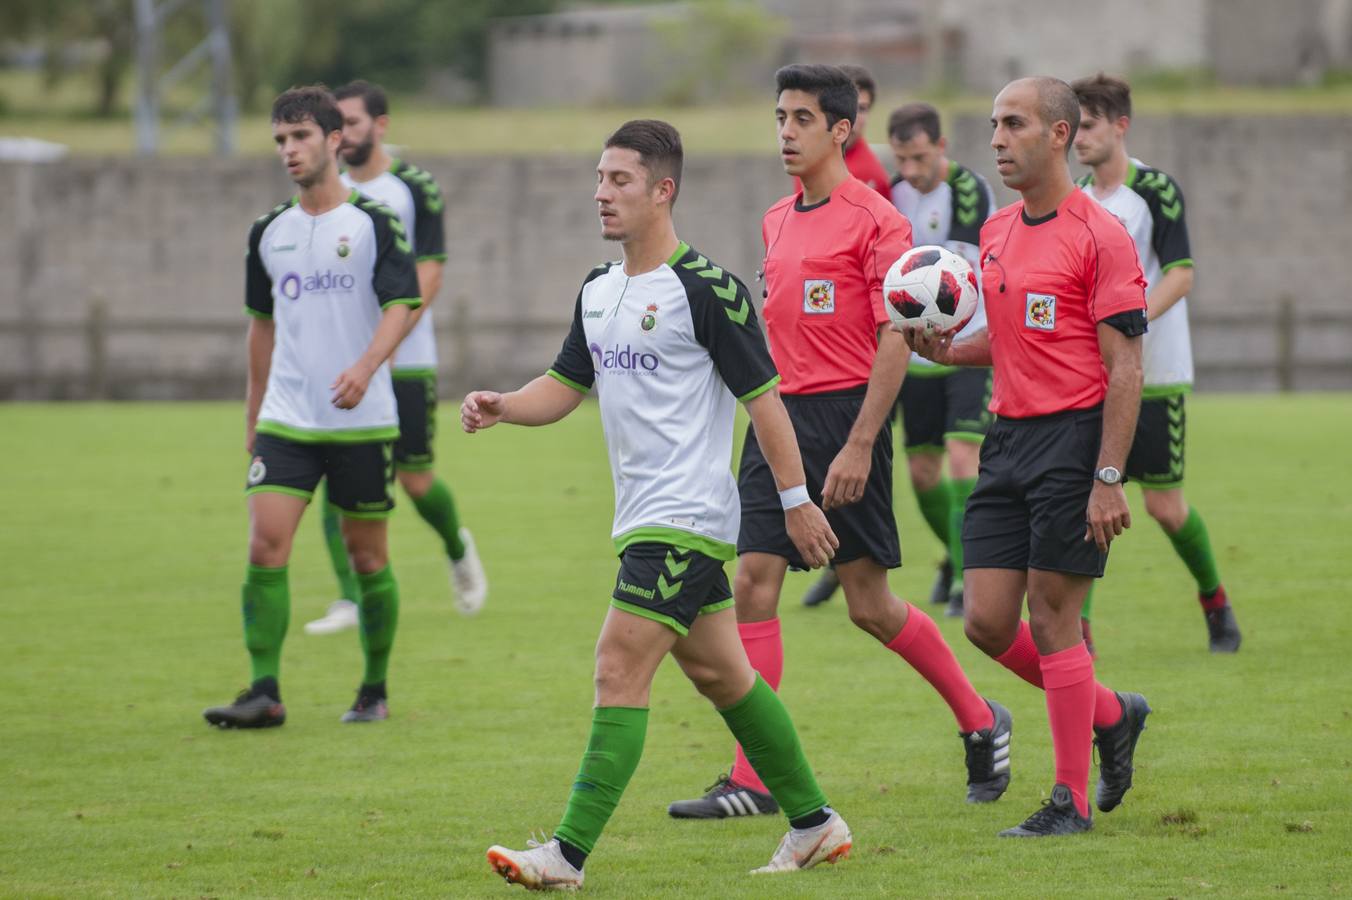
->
[1025,292,1056,330]
[804,279,835,314]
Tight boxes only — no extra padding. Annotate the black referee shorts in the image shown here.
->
[962,406,1106,577]
[737,386,900,571]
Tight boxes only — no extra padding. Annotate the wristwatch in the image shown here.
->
[1093,466,1124,486]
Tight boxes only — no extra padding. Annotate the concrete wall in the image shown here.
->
[2,114,1351,400]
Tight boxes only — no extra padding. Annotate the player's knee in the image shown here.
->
[398,469,433,499]
[593,652,645,705]
[1145,494,1188,532]
[733,572,778,620]
[964,614,1007,656]
[344,544,388,574]
[847,601,897,642]
[247,531,290,567]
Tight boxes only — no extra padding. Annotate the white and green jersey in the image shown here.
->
[342,159,446,375]
[1079,159,1195,394]
[548,242,780,560]
[245,190,421,442]
[891,160,995,375]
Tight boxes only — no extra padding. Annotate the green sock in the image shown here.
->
[356,565,400,686]
[411,477,466,560]
[555,706,649,855]
[947,476,976,588]
[321,484,362,601]
[717,675,828,820]
[1082,582,1095,622]
[242,564,289,683]
[915,478,952,546]
[1167,506,1222,594]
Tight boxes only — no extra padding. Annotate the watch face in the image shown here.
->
[1097,467,1121,485]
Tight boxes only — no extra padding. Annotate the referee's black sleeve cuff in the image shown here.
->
[1102,309,1148,337]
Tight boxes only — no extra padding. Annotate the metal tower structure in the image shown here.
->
[133,0,236,156]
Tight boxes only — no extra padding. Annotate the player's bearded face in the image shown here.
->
[1072,110,1114,168]
[891,133,945,193]
[595,147,662,242]
[338,101,376,167]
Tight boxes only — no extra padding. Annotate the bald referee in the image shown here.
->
[910,77,1153,837]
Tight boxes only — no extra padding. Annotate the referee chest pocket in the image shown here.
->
[1019,271,1078,335]
[799,256,855,319]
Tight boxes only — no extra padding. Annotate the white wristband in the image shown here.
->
[779,484,811,510]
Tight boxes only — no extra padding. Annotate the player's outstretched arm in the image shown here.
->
[461,374,585,433]
[331,303,414,409]
[744,389,839,568]
[1086,323,1144,551]
[245,317,275,454]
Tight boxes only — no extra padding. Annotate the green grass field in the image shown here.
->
[3,394,1351,898]
[3,65,1351,156]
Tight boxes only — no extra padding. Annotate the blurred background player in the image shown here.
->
[801,102,996,617]
[469,120,850,890]
[910,77,1152,836]
[304,80,487,637]
[668,65,1012,822]
[203,86,420,728]
[1071,72,1240,654]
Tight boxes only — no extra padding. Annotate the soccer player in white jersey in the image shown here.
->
[800,103,997,617]
[202,87,421,729]
[466,120,851,890]
[1072,73,1240,653]
[303,80,487,637]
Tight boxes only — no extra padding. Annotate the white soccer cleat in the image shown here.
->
[303,599,359,636]
[486,838,583,892]
[451,528,488,616]
[752,810,853,875]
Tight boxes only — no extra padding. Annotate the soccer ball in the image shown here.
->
[883,245,978,334]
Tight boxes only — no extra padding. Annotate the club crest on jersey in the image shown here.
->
[641,303,658,332]
[247,457,266,485]
[1025,293,1056,331]
[803,279,835,314]
[336,236,351,258]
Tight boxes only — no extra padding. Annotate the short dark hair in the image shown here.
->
[838,64,876,102]
[888,102,942,143]
[271,85,342,135]
[775,64,858,131]
[1029,76,1081,150]
[604,119,684,206]
[334,80,389,119]
[1071,72,1132,123]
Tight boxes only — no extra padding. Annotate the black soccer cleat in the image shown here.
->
[203,684,286,729]
[945,585,965,618]
[667,774,779,819]
[1205,604,1241,653]
[928,557,954,606]
[962,698,1012,803]
[999,784,1092,837]
[801,569,840,608]
[341,685,389,723]
[1094,691,1151,812]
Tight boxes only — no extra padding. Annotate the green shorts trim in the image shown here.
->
[339,508,394,520]
[392,367,437,380]
[904,443,945,456]
[547,368,591,394]
[737,375,781,403]
[699,597,735,616]
[393,461,434,473]
[256,420,400,444]
[614,526,736,561]
[245,485,313,501]
[1137,479,1183,491]
[905,363,957,378]
[610,598,689,635]
[1141,383,1192,399]
[944,430,986,444]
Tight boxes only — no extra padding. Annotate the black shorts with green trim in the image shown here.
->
[898,367,994,452]
[1126,392,1187,489]
[611,542,732,636]
[246,433,395,518]
[392,371,436,471]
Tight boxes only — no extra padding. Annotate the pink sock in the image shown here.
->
[1040,643,1096,818]
[994,620,1123,729]
[729,618,782,792]
[886,603,993,733]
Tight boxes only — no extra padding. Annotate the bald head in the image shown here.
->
[1014,76,1080,154]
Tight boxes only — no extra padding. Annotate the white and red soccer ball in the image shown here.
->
[883,245,978,334]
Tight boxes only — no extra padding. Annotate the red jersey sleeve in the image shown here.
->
[866,206,913,327]
[1089,219,1147,322]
